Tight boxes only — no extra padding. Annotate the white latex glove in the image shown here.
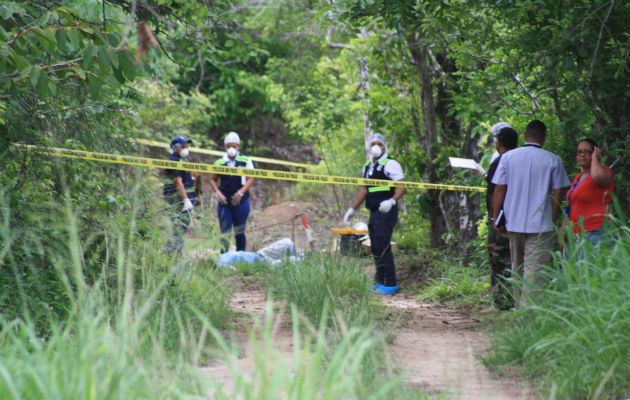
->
[343,207,355,225]
[182,198,194,212]
[215,191,227,205]
[378,198,396,213]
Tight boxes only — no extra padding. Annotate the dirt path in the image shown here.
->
[380,293,536,399]
[199,201,536,398]
[202,280,537,399]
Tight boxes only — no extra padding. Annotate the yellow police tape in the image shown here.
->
[14,144,486,192]
[131,138,311,169]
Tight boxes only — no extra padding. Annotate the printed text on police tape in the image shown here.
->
[14,144,486,192]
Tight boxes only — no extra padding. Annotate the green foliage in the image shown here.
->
[1,0,629,395]
[0,232,229,400]
[263,253,375,326]
[143,265,233,358]
[484,221,630,399]
[195,301,430,399]
[418,258,491,306]
[394,204,431,253]
[0,1,138,100]
[122,79,216,147]
[0,314,176,400]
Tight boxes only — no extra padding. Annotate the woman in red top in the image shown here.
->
[560,138,614,246]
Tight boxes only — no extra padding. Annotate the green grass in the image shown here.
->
[417,258,491,306]
[0,189,432,399]
[261,252,376,327]
[483,222,630,399]
[195,300,431,400]
[0,191,232,398]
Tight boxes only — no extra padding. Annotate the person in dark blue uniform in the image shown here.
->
[209,132,255,253]
[163,136,198,256]
[343,133,406,295]
[486,126,518,310]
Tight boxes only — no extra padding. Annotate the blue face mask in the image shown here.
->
[179,148,190,158]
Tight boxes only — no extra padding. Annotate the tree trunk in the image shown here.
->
[407,32,444,248]
[358,28,374,150]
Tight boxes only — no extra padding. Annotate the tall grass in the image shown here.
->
[246,253,435,398]
[0,189,232,398]
[261,252,374,326]
[484,220,630,399]
[196,301,429,400]
[0,189,429,399]
[417,258,491,306]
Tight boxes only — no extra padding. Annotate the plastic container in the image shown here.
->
[332,228,369,256]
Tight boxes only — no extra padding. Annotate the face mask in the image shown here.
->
[227,147,238,158]
[370,145,382,158]
[179,148,190,158]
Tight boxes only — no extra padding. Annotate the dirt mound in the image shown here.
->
[247,201,339,253]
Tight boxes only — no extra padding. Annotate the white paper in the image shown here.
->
[496,209,505,226]
[448,157,485,176]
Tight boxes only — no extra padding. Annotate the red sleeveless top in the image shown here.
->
[566,167,613,234]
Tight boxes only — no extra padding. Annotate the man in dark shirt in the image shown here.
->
[163,136,197,257]
[486,127,518,310]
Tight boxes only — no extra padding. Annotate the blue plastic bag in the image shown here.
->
[217,251,263,268]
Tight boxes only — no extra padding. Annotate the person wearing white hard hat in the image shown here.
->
[209,132,255,253]
[489,121,511,166]
[343,133,406,295]
[485,127,518,310]
[163,136,198,257]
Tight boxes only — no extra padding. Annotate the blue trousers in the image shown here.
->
[368,205,398,286]
[217,198,250,252]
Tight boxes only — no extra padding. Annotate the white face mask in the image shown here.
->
[226,147,238,158]
[179,148,190,158]
[370,145,383,158]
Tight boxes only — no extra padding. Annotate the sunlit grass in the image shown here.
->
[484,221,630,399]
[0,190,430,399]
[417,259,491,306]
[261,252,375,326]
[195,300,431,400]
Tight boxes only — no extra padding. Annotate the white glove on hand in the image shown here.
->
[215,191,227,205]
[378,198,396,213]
[343,207,355,225]
[182,198,194,212]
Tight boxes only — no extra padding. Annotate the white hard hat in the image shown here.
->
[224,131,240,145]
[491,122,511,137]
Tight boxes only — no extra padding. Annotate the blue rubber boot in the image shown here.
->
[371,284,384,293]
[377,285,399,295]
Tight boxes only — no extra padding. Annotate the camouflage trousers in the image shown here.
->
[487,224,513,309]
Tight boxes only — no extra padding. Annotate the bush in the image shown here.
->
[417,258,490,306]
[484,220,630,399]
